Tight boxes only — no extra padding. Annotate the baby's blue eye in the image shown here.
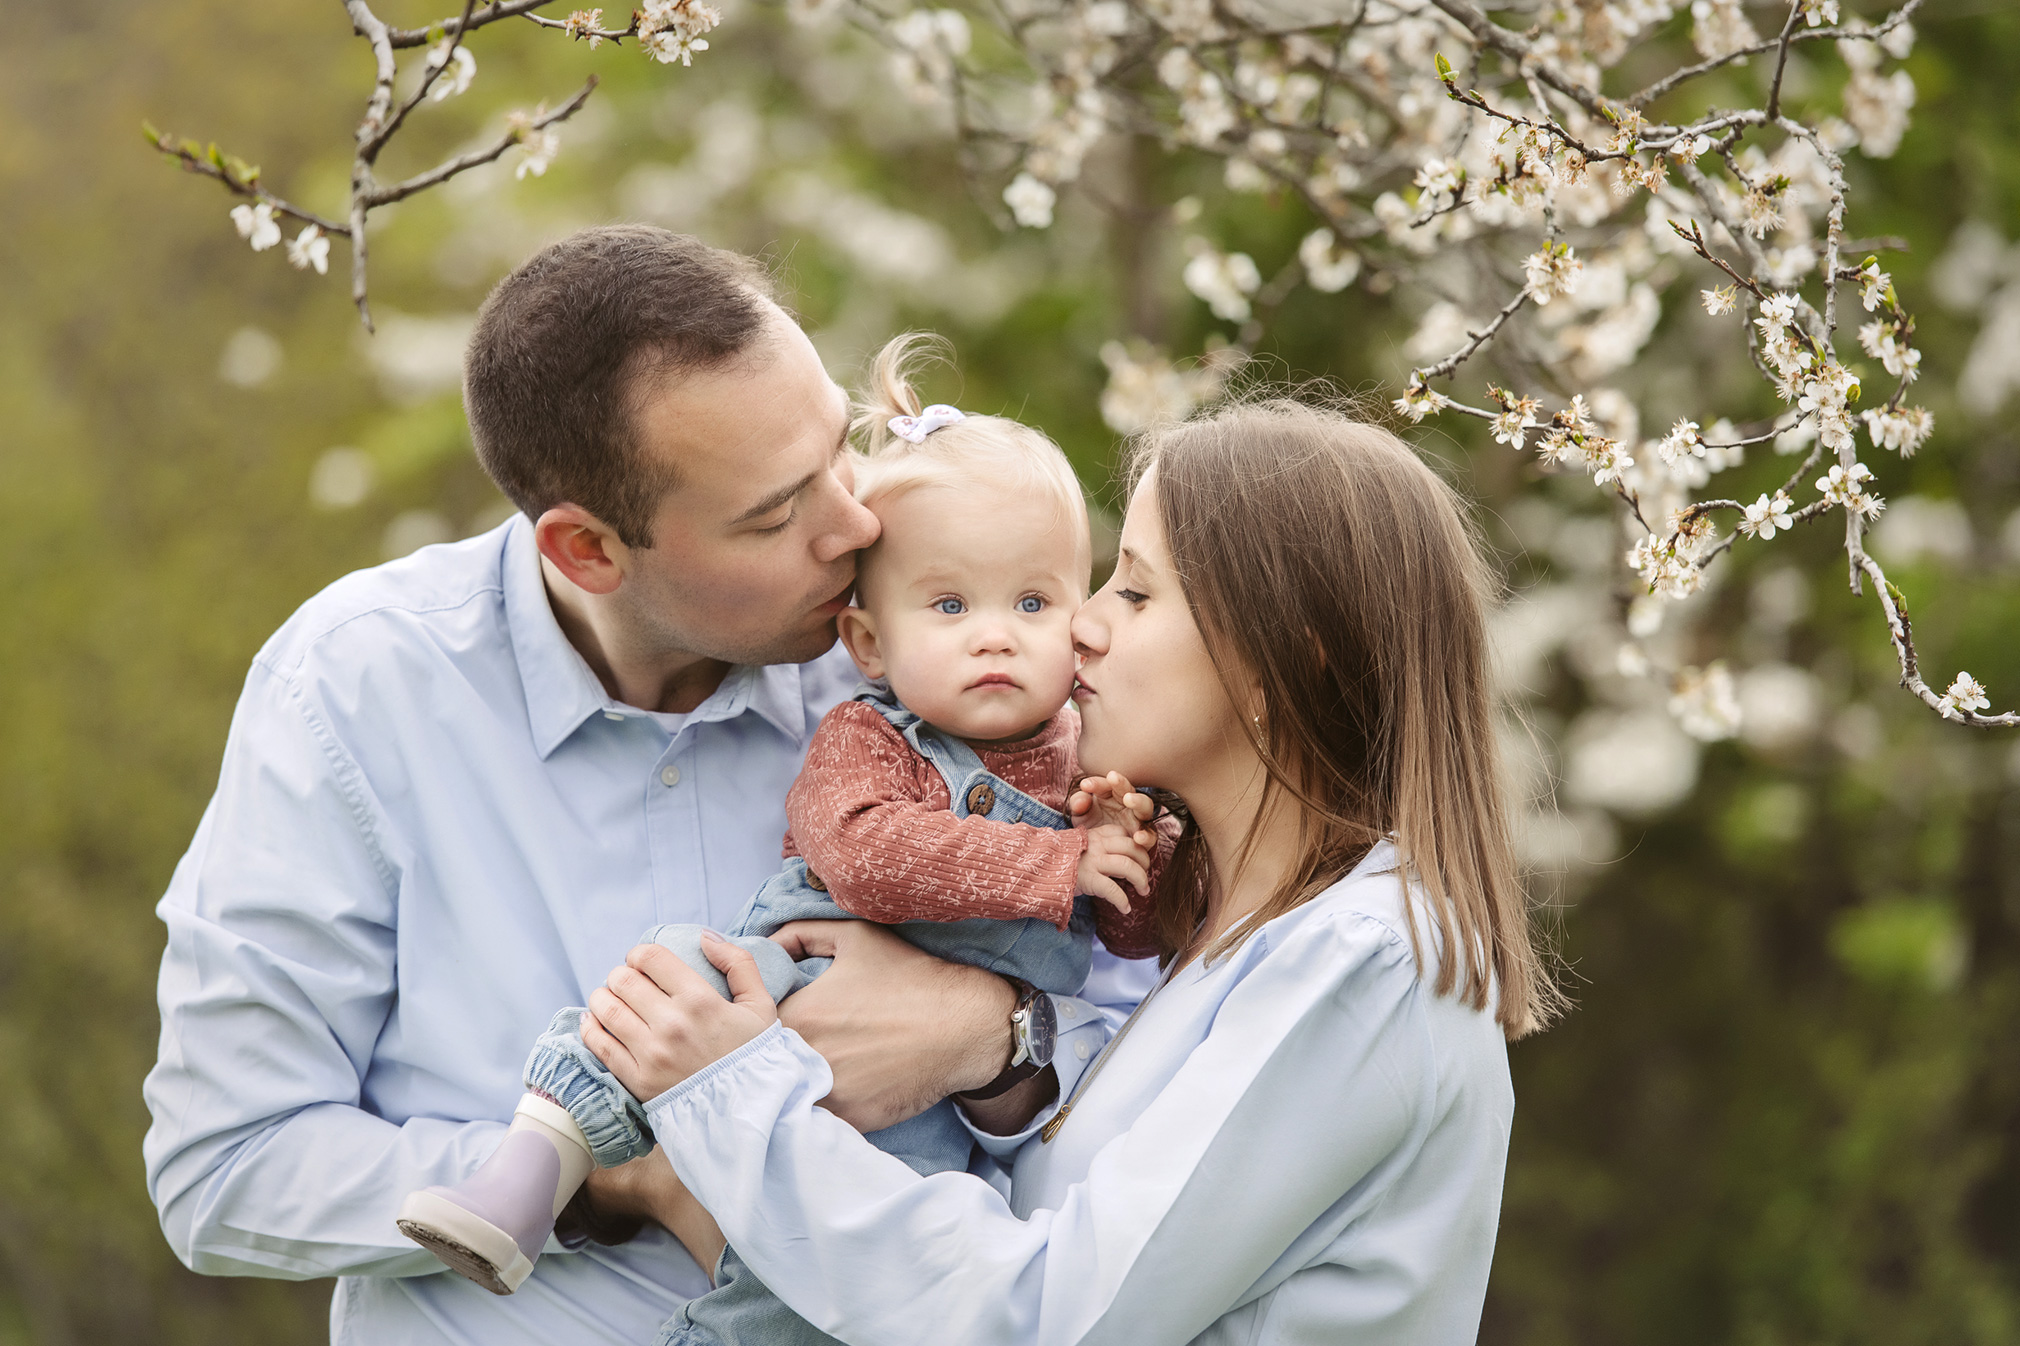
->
[1017,595,1046,614]
[935,598,966,615]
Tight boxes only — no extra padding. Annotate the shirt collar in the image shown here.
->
[501,515,810,758]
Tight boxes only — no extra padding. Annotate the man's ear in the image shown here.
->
[835,607,885,681]
[534,506,628,597]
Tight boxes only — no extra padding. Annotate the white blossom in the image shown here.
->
[230,202,282,252]
[1657,418,1703,465]
[1690,0,1760,59]
[562,9,606,47]
[1863,404,1934,455]
[1937,671,1990,720]
[1298,229,1360,293]
[1670,662,1743,741]
[426,41,476,100]
[1003,172,1056,228]
[1701,284,1738,316]
[508,116,561,179]
[640,0,722,65]
[1098,340,1231,433]
[1843,69,1915,158]
[1858,319,1921,380]
[1816,460,1885,520]
[285,224,330,274]
[1523,243,1583,305]
[1798,0,1839,26]
[1182,241,1260,322]
[1859,259,1892,312]
[1490,393,1542,450]
[1392,380,1448,424]
[1414,157,1462,202]
[1740,490,1795,539]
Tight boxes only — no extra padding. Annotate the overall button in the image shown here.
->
[965,782,996,815]
[660,765,682,787]
[805,868,828,892]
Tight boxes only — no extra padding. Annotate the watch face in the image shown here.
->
[1024,988,1058,1066]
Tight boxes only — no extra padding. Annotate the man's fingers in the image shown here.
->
[702,932,780,1018]
[768,919,848,962]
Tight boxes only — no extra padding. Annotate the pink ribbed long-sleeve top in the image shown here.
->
[781,699,1160,959]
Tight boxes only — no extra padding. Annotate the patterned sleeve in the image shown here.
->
[785,701,1085,929]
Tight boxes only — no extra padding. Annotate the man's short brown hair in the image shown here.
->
[464,226,778,548]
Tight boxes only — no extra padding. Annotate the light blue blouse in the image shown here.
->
[648,841,1515,1345]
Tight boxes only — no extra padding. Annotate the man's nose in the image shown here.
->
[813,478,881,562]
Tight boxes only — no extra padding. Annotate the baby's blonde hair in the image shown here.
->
[850,334,1090,550]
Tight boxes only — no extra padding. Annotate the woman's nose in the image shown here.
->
[1070,597,1108,658]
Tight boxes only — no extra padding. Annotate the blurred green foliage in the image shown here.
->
[2,0,2018,1341]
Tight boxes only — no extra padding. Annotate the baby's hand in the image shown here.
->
[1069,771,1156,850]
[1077,823,1151,914]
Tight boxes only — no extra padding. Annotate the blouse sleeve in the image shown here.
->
[646,906,1480,1346]
[786,702,1085,929]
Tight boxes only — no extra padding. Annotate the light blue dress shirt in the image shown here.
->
[141,517,1151,1346]
[647,841,1515,1345]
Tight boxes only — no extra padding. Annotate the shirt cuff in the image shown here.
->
[643,1020,795,1118]
[956,994,1109,1158]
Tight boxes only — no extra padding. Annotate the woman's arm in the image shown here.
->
[616,911,1487,1346]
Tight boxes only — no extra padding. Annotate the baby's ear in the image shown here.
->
[836,607,885,680]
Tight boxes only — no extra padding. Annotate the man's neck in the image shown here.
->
[539,555,731,714]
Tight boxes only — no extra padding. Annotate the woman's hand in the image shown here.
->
[583,931,780,1102]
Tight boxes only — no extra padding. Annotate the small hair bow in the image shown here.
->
[888,404,966,443]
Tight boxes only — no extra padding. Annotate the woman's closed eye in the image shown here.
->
[1115,587,1148,605]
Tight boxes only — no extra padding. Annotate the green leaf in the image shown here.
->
[1434,52,1453,80]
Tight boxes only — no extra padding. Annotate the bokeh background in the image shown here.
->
[5,0,2020,1340]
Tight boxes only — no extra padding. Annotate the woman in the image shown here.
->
[582,399,1558,1344]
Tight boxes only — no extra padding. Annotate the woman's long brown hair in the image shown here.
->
[1138,399,1561,1040]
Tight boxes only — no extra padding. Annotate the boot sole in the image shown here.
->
[396,1189,536,1295]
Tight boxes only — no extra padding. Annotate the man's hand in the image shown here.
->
[769,920,1016,1133]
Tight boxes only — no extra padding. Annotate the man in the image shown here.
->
[143,227,1150,1345]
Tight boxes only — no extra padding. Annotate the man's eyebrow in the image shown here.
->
[729,470,818,526]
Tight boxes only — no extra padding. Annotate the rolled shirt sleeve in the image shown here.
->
[648,904,1502,1345]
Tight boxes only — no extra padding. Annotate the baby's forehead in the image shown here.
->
[860,476,1088,594]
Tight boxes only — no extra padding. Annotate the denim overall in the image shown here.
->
[521,686,1093,1346]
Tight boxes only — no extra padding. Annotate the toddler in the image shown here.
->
[396,335,1162,1346]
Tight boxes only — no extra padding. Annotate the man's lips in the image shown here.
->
[815,582,855,615]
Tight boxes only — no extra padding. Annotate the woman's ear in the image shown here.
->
[836,608,886,680]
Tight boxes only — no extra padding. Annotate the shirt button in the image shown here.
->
[1060,1002,1078,1019]
[1074,1040,1091,1060]
[603,711,625,722]
[660,765,682,787]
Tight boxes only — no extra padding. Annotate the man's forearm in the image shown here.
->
[149,1101,510,1280]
